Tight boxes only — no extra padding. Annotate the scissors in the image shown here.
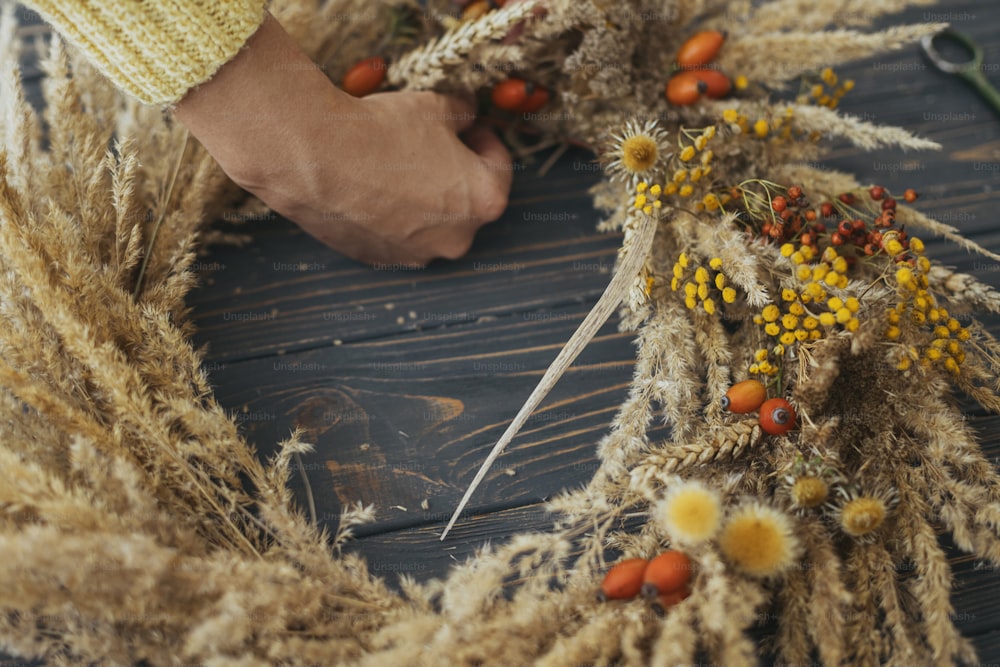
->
[921,28,1000,118]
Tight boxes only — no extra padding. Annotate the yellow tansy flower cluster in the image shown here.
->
[633,126,721,213]
[669,126,717,205]
[802,67,855,110]
[671,253,737,315]
[750,243,867,377]
[633,181,664,216]
[885,235,971,374]
[783,242,851,291]
[722,107,797,141]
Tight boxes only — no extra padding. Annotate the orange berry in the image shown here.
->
[759,397,796,436]
[676,30,726,69]
[654,586,692,612]
[693,68,732,99]
[491,78,533,111]
[341,57,387,97]
[492,79,548,113]
[641,550,693,598]
[904,188,918,203]
[722,379,767,414]
[665,71,707,106]
[598,558,648,601]
[513,84,549,113]
[461,0,492,20]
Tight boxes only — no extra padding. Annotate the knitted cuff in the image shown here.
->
[25,0,268,105]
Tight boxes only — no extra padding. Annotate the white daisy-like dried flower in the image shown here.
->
[603,118,669,186]
[831,485,898,540]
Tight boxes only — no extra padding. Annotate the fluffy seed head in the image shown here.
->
[791,476,829,509]
[657,480,722,545]
[840,496,888,537]
[719,503,800,577]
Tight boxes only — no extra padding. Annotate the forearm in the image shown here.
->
[172,12,353,188]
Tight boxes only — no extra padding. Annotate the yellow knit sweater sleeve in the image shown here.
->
[22,0,267,105]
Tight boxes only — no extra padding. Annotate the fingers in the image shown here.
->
[461,125,514,222]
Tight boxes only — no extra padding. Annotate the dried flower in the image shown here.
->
[604,119,668,185]
[791,477,829,509]
[833,487,898,539]
[1,2,998,666]
[719,503,800,577]
[656,480,722,545]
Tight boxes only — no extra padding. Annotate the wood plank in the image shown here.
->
[206,300,659,533]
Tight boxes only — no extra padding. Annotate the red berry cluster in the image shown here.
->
[825,186,919,260]
[731,183,824,246]
[721,380,797,436]
[730,183,921,271]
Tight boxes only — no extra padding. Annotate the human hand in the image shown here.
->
[173,12,513,266]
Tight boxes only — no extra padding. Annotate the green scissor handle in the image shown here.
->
[921,29,1000,118]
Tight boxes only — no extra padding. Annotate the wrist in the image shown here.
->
[171,11,355,188]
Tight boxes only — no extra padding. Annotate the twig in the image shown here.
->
[295,451,318,527]
[441,209,660,540]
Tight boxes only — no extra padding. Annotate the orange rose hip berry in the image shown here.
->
[597,558,648,601]
[641,550,693,599]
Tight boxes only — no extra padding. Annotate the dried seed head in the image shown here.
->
[657,480,722,545]
[604,119,668,185]
[621,135,659,173]
[791,476,829,509]
[840,496,888,537]
[719,503,800,577]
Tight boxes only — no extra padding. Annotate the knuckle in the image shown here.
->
[477,188,508,222]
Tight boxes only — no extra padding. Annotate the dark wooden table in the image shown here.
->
[6,1,1000,664]
[184,1,1000,661]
